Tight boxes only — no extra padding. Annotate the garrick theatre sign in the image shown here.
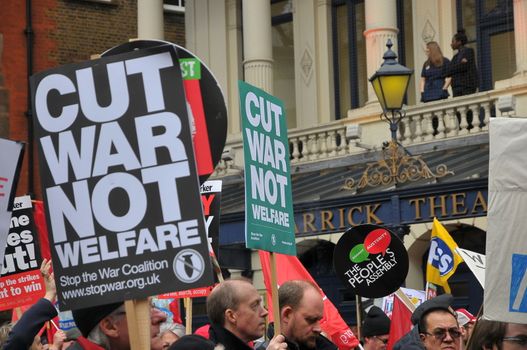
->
[219,179,487,244]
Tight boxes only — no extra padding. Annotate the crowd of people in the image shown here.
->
[1,258,526,350]
[420,29,479,103]
[0,27,522,350]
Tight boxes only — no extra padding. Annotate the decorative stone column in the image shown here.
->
[363,0,399,104]
[513,0,527,76]
[242,0,273,93]
[138,0,164,40]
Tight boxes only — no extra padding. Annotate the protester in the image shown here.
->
[159,322,185,349]
[362,306,390,350]
[206,278,270,349]
[70,300,166,350]
[420,41,451,103]
[417,296,461,350]
[167,334,217,350]
[278,280,336,350]
[393,294,454,350]
[2,259,58,350]
[447,29,478,97]
[467,319,527,350]
[455,308,476,348]
[47,329,67,350]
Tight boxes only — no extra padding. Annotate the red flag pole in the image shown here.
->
[270,252,281,335]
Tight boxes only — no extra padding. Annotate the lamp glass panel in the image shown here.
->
[371,77,386,110]
[378,75,410,110]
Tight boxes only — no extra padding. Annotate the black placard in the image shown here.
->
[333,224,409,298]
[31,44,213,310]
[102,40,228,184]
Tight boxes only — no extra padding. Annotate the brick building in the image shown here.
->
[0,0,184,198]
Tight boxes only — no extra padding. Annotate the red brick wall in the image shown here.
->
[0,0,185,198]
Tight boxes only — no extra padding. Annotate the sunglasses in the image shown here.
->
[502,335,527,347]
[423,327,462,341]
[373,336,389,344]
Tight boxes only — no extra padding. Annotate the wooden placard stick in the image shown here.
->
[270,252,281,335]
[394,288,417,312]
[211,254,224,283]
[125,299,151,350]
[185,297,193,334]
[355,295,362,340]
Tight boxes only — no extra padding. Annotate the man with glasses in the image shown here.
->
[362,306,390,350]
[206,278,274,349]
[469,319,527,350]
[418,302,461,350]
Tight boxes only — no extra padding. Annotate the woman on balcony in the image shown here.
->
[447,29,479,97]
[420,41,451,103]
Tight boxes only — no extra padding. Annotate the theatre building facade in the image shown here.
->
[184,0,527,325]
[0,0,526,328]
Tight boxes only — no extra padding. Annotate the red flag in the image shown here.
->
[386,293,413,350]
[33,200,51,260]
[259,251,359,350]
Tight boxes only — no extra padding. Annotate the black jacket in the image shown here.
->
[265,323,338,350]
[3,298,58,350]
[208,323,254,350]
[392,326,425,350]
[448,46,478,96]
[284,335,338,350]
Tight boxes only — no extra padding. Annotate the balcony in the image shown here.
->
[213,83,527,180]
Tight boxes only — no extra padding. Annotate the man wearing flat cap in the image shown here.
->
[417,295,461,350]
[69,301,166,350]
[362,306,390,350]
[394,294,460,350]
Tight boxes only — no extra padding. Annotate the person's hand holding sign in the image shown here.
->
[41,258,56,302]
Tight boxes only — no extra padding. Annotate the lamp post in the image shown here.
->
[369,39,413,142]
[343,39,452,191]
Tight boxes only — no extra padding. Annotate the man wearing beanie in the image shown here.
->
[362,306,390,350]
[69,301,166,350]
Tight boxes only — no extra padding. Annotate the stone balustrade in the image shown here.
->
[212,88,527,178]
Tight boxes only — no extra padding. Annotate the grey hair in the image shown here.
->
[87,326,111,350]
[87,307,126,350]
[160,322,186,338]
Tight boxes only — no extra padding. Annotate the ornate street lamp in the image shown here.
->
[369,39,413,141]
[343,39,452,191]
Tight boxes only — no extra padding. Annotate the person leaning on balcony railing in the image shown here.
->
[445,29,479,97]
[420,41,451,103]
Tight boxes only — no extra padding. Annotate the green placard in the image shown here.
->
[239,81,296,255]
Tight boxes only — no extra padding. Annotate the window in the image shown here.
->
[332,0,412,117]
[332,0,367,119]
[164,0,185,13]
[456,0,515,91]
[272,0,296,128]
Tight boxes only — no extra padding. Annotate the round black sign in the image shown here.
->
[333,224,409,298]
[101,40,228,184]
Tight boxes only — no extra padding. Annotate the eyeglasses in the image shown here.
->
[373,336,389,344]
[503,336,527,347]
[423,327,462,341]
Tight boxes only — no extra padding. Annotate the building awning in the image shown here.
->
[218,134,489,245]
